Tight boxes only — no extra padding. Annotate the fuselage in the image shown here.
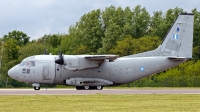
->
[8,55,185,85]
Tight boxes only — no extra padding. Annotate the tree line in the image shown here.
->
[0,5,200,87]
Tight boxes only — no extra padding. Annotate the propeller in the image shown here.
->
[55,51,64,65]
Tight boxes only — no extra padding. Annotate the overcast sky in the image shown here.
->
[0,0,199,40]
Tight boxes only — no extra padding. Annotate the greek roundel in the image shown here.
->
[140,67,145,72]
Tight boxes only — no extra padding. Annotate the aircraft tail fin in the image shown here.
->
[160,13,194,58]
[123,13,194,58]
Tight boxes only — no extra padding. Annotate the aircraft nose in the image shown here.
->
[8,67,17,80]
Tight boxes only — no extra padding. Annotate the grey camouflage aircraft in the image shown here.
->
[8,13,194,90]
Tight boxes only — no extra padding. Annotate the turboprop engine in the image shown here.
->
[55,51,105,71]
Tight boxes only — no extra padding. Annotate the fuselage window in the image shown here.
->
[27,69,30,74]
[26,61,30,66]
[22,68,30,74]
[22,68,26,73]
[30,61,35,66]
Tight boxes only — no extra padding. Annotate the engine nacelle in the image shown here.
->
[66,78,113,86]
[63,56,103,71]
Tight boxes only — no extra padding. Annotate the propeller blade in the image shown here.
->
[55,50,64,65]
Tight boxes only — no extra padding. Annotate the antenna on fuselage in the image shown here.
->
[44,49,48,55]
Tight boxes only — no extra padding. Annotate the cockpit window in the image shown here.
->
[20,61,35,67]
[20,61,25,66]
[30,61,35,66]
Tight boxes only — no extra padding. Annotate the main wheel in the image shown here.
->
[96,86,103,90]
[84,86,90,90]
[34,86,40,90]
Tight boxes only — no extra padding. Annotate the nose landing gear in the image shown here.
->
[32,83,40,90]
[34,86,40,90]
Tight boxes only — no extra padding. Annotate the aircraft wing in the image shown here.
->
[63,55,118,71]
[85,55,118,61]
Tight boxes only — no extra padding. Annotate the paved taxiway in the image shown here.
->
[1,89,200,95]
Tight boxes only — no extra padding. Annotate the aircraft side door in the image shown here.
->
[43,66,51,80]
[42,58,56,84]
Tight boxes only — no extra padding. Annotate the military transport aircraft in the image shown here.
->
[8,13,194,90]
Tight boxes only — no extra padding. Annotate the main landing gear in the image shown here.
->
[76,86,103,90]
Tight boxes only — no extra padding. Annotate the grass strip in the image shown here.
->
[0,94,200,112]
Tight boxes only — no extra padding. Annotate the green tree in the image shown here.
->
[60,34,73,54]
[131,5,150,38]
[3,30,30,46]
[161,7,183,40]
[4,38,20,61]
[132,36,161,54]
[192,8,200,60]
[68,9,104,54]
[50,34,61,48]
[37,34,66,54]
[98,5,151,54]
[18,42,48,61]
[149,11,165,37]
[110,35,135,56]
[37,34,62,48]
[192,8,200,47]
[73,44,90,54]
[149,7,183,40]
[110,36,161,56]
[98,6,125,54]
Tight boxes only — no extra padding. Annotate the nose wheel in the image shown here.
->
[34,86,40,90]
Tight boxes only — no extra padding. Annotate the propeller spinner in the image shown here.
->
[55,51,64,65]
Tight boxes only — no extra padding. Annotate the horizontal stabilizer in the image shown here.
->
[168,57,187,61]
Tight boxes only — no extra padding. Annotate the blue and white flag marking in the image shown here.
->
[172,34,179,40]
